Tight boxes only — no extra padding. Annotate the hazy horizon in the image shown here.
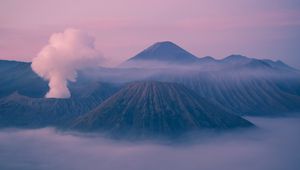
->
[1,0,300,68]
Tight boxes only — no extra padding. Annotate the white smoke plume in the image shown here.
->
[31,28,103,98]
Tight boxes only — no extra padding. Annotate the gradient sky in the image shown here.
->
[1,0,300,67]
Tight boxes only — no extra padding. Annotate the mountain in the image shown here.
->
[121,41,295,71]
[221,55,250,64]
[155,70,300,116]
[198,56,216,63]
[122,41,200,67]
[1,43,300,121]
[0,82,119,128]
[0,60,120,98]
[0,60,48,98]
[71,81,254,138]
[220,55,296,71]
[1,53,299,119]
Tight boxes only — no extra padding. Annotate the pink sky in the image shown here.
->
[1,0,300,67]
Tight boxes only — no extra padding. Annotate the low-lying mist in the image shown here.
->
[78,61,300,85]
[0,117,299,170]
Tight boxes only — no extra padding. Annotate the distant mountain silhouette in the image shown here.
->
[121,42,295,71]
[198,56,216,63]
[123,41,200,66]
[220,54,295,71]
[72,81,254,138]
[221,54,250,63]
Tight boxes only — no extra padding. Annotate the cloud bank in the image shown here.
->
[0,117,299,170]
[31,28,103,98]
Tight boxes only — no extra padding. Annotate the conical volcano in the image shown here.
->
[72,81,254,138]
[126,41,200,64]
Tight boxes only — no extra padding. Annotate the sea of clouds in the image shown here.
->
[0,117,299,170]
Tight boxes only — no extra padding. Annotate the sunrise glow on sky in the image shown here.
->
[1,0,300,67]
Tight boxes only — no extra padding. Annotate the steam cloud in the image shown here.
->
[0,117,299,170]
[31,28,103,98]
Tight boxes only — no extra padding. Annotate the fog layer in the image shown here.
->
[0,117,299,170]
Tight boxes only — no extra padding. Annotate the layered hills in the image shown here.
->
[1,41,300,138]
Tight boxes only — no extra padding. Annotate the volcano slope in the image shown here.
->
[72,81,254,138]
[0,82,119,128]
